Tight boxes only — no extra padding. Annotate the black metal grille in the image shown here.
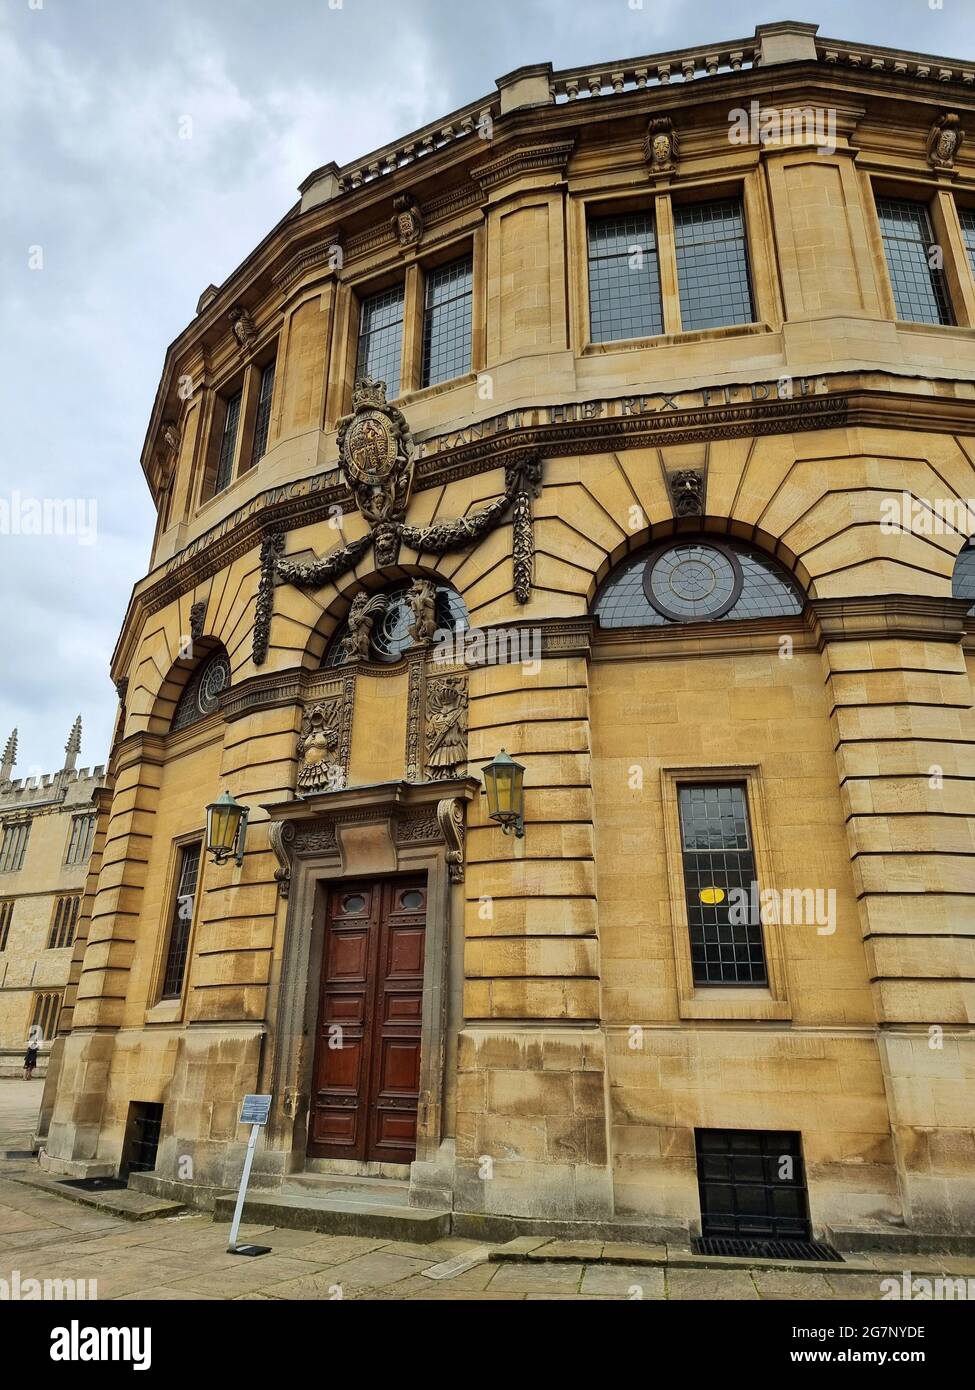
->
[356,284,405,397]
[59,1177,129,1193]
[123,1102,164,1178]
[693,1236,843,1263]
[679,784,768,985]
[214,389,242,494]
[161,844,200,998]
[674,199,754,331]
[587,212,663,342]
[876,197,953,325]
[422,255,473,387]
[250,360,275,466]
[697,1128,811,1241]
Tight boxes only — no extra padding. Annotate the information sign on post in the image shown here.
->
[228,1094,273,1256]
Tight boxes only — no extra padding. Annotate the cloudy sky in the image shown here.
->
[1,0,970,778]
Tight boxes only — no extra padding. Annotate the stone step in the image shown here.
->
[11,1172,185,1222]
[212,1188,450,1241]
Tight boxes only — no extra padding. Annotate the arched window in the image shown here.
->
[171,648,231,731]
[953,540,975,614]
[594,538,804,629]
[324,582,469,666]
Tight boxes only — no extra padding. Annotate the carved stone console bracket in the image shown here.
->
[263,775,480,897]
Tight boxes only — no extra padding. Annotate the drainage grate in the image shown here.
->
[58,1177,129,1193]
[692,1236,844,1263]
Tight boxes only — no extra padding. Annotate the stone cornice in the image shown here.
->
[807,595,971,646]
[115,377,975,678]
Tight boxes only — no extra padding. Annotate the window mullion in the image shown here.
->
[655,193,682,336]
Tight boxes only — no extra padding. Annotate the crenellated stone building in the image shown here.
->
[40,21,975,1244]
[0,722,106,1077]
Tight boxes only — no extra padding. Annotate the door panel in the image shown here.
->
[309,875,426,1163]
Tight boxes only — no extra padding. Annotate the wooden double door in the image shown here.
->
[308,876,427,1164]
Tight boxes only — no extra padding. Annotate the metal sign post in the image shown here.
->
[228,1094,272,1256]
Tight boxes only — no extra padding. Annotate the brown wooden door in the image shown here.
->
[308,876,426,1164]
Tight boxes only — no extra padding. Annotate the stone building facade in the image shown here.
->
[40,22,975,1242]
[0,723,105,1077]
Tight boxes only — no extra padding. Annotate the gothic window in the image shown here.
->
[324,584,469,666]
[0,900,12,951]
[171,649,231,731]
[65,813,96,865]
[593,539,804,629]
[49,895,81,949]
[30,991,62,1042]
[953,539,975,614]
[0,821,30,874]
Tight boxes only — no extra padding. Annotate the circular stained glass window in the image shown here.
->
[197,653,230,716]
[342,894,366,913]
[642,543,743,622]
[400,890,423,910]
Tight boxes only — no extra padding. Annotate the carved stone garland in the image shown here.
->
[254,378,543,662]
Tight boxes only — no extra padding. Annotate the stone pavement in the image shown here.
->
[2,1081,973,1302]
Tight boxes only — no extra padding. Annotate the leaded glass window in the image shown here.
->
[421,256,473,387]
[48,895,80,949]
[678,784,768,986]
[171,650,231,731]
[953,540,975,615]
[594,540,804,629]
[674,199,754,331]
[0,821,30,874]
[876,197,953,325]
[356,285,405,397]
[65,813,96,865]
[587,213,663,342]
[30,991,61,1041]
[959,207,975,278]
[0,900,12,951]
[214,390,242,494]
[250,360,275,466]
[161,843,201,999]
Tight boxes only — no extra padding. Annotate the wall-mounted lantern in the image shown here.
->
[480,748,526,838]
[205,790,249,867]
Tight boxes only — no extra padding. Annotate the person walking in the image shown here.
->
[23,1040,38,1080]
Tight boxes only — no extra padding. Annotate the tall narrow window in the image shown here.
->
[587,213,663,342]
[674,199,754,331]
[49,895,81,949]
[0,821,30,874]
[65,813,96,865]
[0,900,13,951]
[250,360,276,466]
[213,389,242,495]
[876,197,953,325]
[678,783,768,985]
[958,206,975,278]
[161,843,201,999]
[30,991,61,1042]
[356,285,405,397]
[421,255,473,387]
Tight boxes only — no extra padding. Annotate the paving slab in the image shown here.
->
[581,1264,666,1297]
